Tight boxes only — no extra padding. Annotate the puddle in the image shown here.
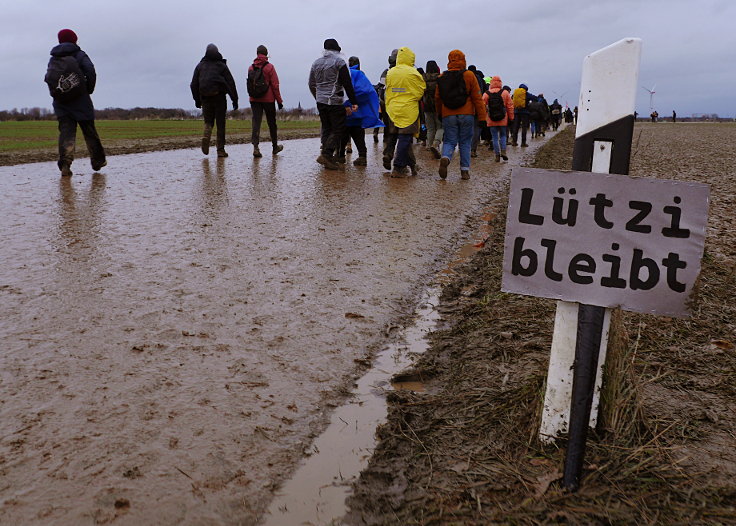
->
[261,209,494,526]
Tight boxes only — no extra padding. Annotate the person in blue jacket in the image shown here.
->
[339,56,384,166]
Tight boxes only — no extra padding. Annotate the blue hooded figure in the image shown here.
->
[345,57,383,129]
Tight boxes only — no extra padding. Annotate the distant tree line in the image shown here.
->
[0,106,318,121]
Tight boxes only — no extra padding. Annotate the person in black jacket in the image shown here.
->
[46,29,106,177]
[191,44,238,158]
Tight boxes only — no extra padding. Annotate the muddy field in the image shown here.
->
[346,123,736,525]
[0,128,320,167]
[0,131,552,525]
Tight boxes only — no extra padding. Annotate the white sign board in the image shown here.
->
[502,168,709,317]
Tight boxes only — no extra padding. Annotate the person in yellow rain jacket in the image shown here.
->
[385,47,426,177]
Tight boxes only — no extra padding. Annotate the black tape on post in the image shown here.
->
[561,38,641,492]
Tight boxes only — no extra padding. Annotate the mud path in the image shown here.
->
[0,135,550,524]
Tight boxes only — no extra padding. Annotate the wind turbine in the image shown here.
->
[642,84,656,110]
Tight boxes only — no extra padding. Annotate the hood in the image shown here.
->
[396,47,415,67]
[519,83,528,91]
[50,42,80,57]
[490,76,503,90]
[425,60,440,75]
[204,44,223,62]
[447,49,466,71]
[253,54,269,67]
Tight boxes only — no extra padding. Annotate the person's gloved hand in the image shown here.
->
[195,101,201,109]
[232,101,238,111]
[278,102,284,110]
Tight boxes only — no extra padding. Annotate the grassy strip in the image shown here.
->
[0,119,320,152]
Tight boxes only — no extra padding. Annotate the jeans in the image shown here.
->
[490,125,507,154]
[251,101,278,146]
[394,134,414,169]
[441,114,474,170]
[202,94,227,151]
[317,102,346,156]
[57,115,106,169]
[424,111,443,145]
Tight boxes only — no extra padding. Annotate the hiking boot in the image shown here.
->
[438,157,450,179]
[382,154,392,170]
[410,164,420,176]
[461,170,470,180]
[471,149,477,158]
[316,154,339,170]
[521,143,529,147]
[201,138,210,155]
[390,166,408,178]
[273,144,284,155]
[335,156,347,164]
[353,156,367,166]
[501,150,508,161]
[60,164,73,177]
[495,154,501,162]
[253,146,262,158]
[429,145,441,159]
[217,150,228,158]
[511,141,518,147]
[92,159,107,171]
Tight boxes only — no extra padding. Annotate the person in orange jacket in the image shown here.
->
[482,75,514,162]
[434,49,486,180]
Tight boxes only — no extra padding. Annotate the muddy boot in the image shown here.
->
[382,154,392,170]
[253,145,262,158]
[92,159,107,171]
[353,156,367,166]
[410,164,420,176]
[429,141,441,159]
[390,166,408,178]
[201,125,212,155]
[511,140,518,147]
[438,157,450,179]
[470,149,477,158]
[495,154,501,162]
[501,150,508,161]
[461,169,470,180]
[273,144,283,155]
[60,164,73,177]
[521,142,529,147]
[217,149,228,158]
[316,154,339,170]
[334,155,347,164]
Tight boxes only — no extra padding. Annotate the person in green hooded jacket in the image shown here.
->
[385,47,426,176]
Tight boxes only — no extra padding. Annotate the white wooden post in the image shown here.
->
[539,38,642,443]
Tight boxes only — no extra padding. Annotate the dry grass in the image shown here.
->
[346,126,736,525]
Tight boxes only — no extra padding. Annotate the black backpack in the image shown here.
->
[486,90,506,121]
[437,70,468,109]
[247,65,269,98]
[45,55,86,102]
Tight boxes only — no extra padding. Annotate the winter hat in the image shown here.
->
[257,45,268,56]
[519,83,528,90]
[323,38,341,51]
[58,29,77,44]
[348,56,360,68]
[468,65,477,72]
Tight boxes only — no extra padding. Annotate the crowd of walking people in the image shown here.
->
[45,30,573,180]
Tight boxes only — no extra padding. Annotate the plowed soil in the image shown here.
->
[346,123,736,525]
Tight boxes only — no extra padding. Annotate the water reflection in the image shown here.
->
[199,158,229,223]
[56,174,107,266]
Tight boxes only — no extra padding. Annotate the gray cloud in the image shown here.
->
[2,0,734,117]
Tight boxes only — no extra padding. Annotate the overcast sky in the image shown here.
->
[2,0,735,118]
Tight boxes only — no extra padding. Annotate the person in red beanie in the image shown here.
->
[44,29,106,176]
